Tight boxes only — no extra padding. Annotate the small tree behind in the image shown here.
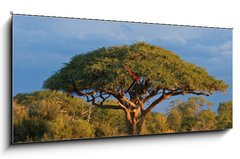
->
[217,101,232,129]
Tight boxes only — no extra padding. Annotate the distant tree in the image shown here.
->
[167,97,216,132]
[217,101,232,129]
[167,107,182,131]
[141,112,170,134]
[196,109,217,131]
[43,42,228,135]
[13,90,95,143]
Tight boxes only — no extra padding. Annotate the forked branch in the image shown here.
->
[85,92,125,110]
[143,89,211,117]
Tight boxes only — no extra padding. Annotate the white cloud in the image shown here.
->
[194,41,232,56]
[210,41,232,55]
[161,35,187,44]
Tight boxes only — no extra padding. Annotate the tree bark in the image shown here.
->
[124,106,145,135]
[128,116,145,135]
[130,111,138,135]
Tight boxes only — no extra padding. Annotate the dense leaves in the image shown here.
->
[43,42,228,95]
[167,97,232,132]
[13,91,95,142]
[141,112,170,134]
[13,91,232,143]
[217,101,232,129]
[90,107,128,137]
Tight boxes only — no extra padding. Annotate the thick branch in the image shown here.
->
[136,97,144,112]
[143,89,160,103]
[86,93,125,110]
[143,89,171,117]
[117,101,127,110]
[111,92,136,109]
[172,90,211,96]
[122,96,136,108]
[143,89,210,117]
[76,90,95,96]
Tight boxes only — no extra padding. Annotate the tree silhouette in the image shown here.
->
[43,42,228,135]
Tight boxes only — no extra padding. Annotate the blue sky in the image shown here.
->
[13,15,232,113]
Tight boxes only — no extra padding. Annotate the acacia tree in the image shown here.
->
[43,42,228,135]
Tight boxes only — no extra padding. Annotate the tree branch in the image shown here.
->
[117,101,127,110]
[76,90,96,96]
[143,89,160,103]
[86,92,125,109]
[143,89,210,117]
[122,96,136,108]
[87,94,125,110]
[136,97,144,112]
[143,89,171,116]
[172,90,211,96]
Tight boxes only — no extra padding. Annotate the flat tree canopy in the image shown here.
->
[43,42,228,135]
[44,42,227,94]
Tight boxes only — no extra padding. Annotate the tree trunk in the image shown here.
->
[130,113,138,135]
[125,108,145,135]
[130,120,145,135]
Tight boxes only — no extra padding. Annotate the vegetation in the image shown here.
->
[13,91,95,142]
[216,101,232,129]
[13,90,232,143]
[43,42,228,135]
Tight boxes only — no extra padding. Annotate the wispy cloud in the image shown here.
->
[195,41,232,56]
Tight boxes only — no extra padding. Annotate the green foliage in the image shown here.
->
[167,97,232,132]
[13,90,128,142]
[43,42,228,95]
[217,101,232,129]
[43,115,95,141]
[196,110,216,130]
[14,90,90,118]
[13,90,94,143]
[13,90,232,143]
[90,105,128,137]
[141,112,170,134]
[167,107,182,131]
[167,97,218,132]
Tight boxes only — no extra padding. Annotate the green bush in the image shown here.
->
[13,90,232,143]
